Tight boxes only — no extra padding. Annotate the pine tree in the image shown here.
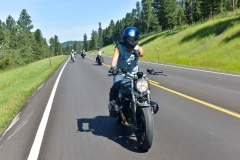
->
[176,4,186,26]
[78,43,82,53]
[98,22,103,48]
[134,2,143,32]
[6,15,16,30]
[83,34,88,51]
[33,29,44,60]
[73,41,78,52]
[9,26,18,50]
[141,0,152,34]
[53,35,61,55]
[103,20,115,45]
[201,0,212,19]
[113,20,124,43]
[17,9,34,30]
[90,30,98,50]
[49,37,54,52]
[125,12,135,27]
[16,9,34,64]
[192,0,202,22]
[184,0,193,24]
[159,0,177,31]
[0,26,5,45]
[17,28,34,64]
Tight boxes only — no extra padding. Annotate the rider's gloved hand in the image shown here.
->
[109,66,117,74]
[132,45,140,57]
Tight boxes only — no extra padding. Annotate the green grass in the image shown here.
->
[0,55,68,133]
[98,12,240,74]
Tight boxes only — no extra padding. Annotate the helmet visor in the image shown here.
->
[126,37,136,45]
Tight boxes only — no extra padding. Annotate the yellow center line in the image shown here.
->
[149,79,160,85]
[149,82,240,119]
[87,56,110,67]
[87,56,240,118]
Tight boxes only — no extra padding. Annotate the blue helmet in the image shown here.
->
[123,27,139,48]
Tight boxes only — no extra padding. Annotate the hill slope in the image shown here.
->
[61,41,83,47]
[101,13,240,73]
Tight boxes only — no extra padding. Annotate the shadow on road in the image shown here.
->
[77,116,144,153]
[90,63,103,66]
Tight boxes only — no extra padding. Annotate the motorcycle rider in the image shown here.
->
[82,49,85,54]
[95,47,103,62]
[82,49,85,55]
[108,26,144,103]
[70,49,76,60]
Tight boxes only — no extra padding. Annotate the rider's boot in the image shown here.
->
[108,92,118,117]
[150,100,159,114]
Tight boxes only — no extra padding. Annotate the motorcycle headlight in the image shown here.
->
[136,78,148,93]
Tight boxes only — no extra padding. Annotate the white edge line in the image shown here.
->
[27,58,69,160]
[88,54,240,77]
[141,61,240,77]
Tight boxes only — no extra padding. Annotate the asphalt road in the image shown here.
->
[0,54,240,160]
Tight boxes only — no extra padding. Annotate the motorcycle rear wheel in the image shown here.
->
[136,107,153,151]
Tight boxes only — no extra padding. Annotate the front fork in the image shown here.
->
[131,79,151,130]
[130,79,138,130]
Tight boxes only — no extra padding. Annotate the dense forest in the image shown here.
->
[78,0,240,52]
[1,0,240,70]
[0,9,63,70]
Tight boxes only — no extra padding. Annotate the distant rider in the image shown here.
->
[70,49,75,57]
[82,49,85,54]
[70,49,77,61]
[95,47,103,62]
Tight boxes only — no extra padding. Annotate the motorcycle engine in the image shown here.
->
[120,78,132,96]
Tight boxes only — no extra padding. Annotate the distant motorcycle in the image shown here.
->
[108,68,166,151]
[71,52,76,62]
[96,55,104,65]
[81,52,86,59]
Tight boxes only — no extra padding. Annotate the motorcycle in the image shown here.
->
[71,53,76,62]
[81,52,86,59]
[108,68,166,151]
[96,55,104,65]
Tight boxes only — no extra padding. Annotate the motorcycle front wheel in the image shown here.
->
[136,107,153,151]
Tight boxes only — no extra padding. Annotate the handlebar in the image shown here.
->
[147,69,167,76]
[108,68,166,77]
[108,69,138,78]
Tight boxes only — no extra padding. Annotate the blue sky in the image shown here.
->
[0,0,139,43]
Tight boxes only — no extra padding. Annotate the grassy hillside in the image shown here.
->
[99,12,240,74]
[0,55,68,133]
[61,41,83,47]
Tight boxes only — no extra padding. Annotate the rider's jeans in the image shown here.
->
[110,75,124,94]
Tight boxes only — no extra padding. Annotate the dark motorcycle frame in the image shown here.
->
[71,53,76,62]
[108,69,165,151]
[81,52,86,59]
[96,55,104,65]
